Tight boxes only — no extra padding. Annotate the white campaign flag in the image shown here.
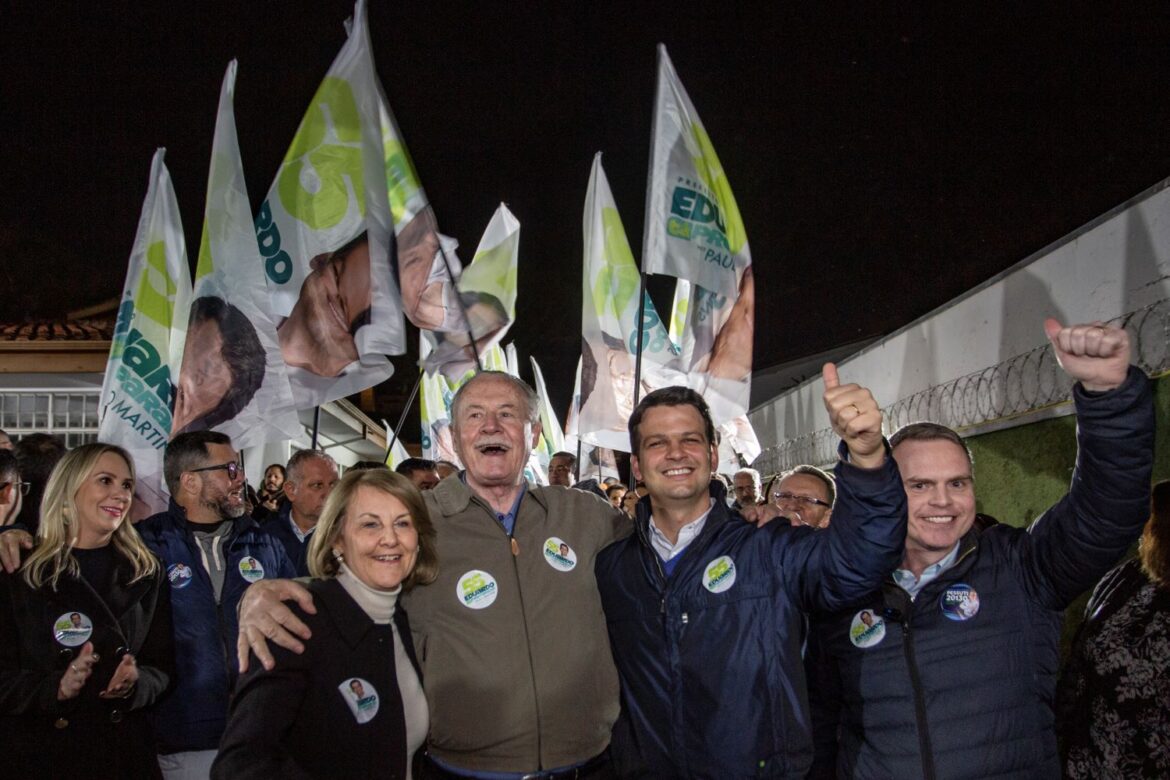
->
[423,204,520,381]
[254,0,403,407]
[174,61,301,449]
[99,150,193,517]
[580,153,681,452]
[643,44,750,299]
[530,356,565,458]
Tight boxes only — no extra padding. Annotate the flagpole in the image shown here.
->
[385,371,423,460]
[428,202,483,373]
[575,439,582,484]
[310,406,321,450]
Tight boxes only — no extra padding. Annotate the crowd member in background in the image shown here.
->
[213,470,437,779]
[771,465,836,529]
[1057,479,1170,779]
[0,451,24,526]
[596,373,906,777]
[0,429,12,450]
[235,371,628,778]
[350,461,390,471]
[605,483,626,510]
[265,450,338,576]
[395,458,440,490]
[547,451,576,487]
[731,467,762,511]
[807,319,1154,779]
[136,432,296,779]
[0,443,173,778]
[620,487,642,518]
[254,464,286,519]
[433,460,458,480]
[13,433,67,535]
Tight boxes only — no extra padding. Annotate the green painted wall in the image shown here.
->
[963,372,1168,648]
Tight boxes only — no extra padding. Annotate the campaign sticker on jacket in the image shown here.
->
[53,611,93,647]
[167,563,194,590]
[456,569,498,610]
[542,537,577,572]
[238,556,265,583]
[702,555,737,593]
[849,609,886,648]
[940,584,980,621]
[339,677,379,724]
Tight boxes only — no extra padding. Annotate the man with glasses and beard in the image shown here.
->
[137,431,296,779]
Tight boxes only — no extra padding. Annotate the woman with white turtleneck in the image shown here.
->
[213,470,438,780]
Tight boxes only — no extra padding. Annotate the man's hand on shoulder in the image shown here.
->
[0,528,33,574]
[236,579,316,673]
[1044,318,1131,392]
[822,363,885,469]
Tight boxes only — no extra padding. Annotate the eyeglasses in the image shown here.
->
[189,462,243,481]
[1,481,31,496]
[771,491,831,508]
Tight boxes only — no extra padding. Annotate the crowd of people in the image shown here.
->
[0,317,1165,779]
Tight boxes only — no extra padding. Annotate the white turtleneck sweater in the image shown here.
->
[336,563,428,777]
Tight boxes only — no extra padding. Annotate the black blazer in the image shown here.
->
[0,550,174,779]
[213,577,424,780]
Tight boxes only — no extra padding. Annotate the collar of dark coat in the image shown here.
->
[429,473,545,518]
[48,547,153,623]
[311,576,391,650]
[159,498,260,540]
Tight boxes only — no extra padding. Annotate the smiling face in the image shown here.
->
[892,438,977,574]
[279,238,372,377]
[73,451,134,548]
[334,485,419,591]
[452,375,540,494]
[194,442,246,522]
[631,404,718,520]
[774,472,834,529]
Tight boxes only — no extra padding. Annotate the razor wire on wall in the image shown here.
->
[753,298,1169,476]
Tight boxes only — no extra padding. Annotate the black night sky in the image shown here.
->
[4,3,1170,425]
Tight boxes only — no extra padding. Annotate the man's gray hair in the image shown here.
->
[450,371,540,427]
[286,449,337,485]
[734,467,761,489]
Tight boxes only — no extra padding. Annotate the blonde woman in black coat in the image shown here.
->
[214,469,437,780]
[0,443,173,779]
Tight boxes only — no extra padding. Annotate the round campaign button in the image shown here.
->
[339,677,380,724]
[237,556,265,583]
[456,570,498,610]
[542,537,577,572]
[849,609,886,648]
[939,583,980,621]
[53,611,93,647]
[702,555,737,594]
[167,563,194,589]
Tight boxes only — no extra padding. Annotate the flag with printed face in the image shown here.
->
[423,204,520,381]
[254,0,403,407]
[643,44,750,299]
[99,149,193,516]
[580,153,682,452]
[174,61,301,450]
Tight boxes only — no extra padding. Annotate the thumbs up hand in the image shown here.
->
[823,363,885,469]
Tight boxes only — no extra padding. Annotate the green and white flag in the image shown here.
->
[99,149,192,516]
[383,419,410,470]
[423,203,520,381]
[529,355,565,460]
[643,44,750,300]
[580,153,681,452]
[174,61,300,449]
[255,0,403,407]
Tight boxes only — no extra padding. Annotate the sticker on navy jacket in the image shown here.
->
[849,609,886,648]
[940,584,980,621]
[339,677,379,724]
[237,556,265,583]
[53,611,93,647]
[167,563,194,589]
[542,537,577,572]
[702,555,737,593]
[456,569,498,609]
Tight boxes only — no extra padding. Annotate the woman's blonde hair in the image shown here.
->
[307,469,438,589]
[22,443,158,589]
[1139,480,1170,587]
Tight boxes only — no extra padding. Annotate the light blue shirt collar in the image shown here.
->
[893,542,961,599]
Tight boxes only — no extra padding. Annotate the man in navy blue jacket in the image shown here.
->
[806,318,1156,779]
[262,449,337,576]
[137,431,297,779]
[596,365,907,778]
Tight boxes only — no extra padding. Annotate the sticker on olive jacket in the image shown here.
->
[456,569,498,609]
[542,537,577,572]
